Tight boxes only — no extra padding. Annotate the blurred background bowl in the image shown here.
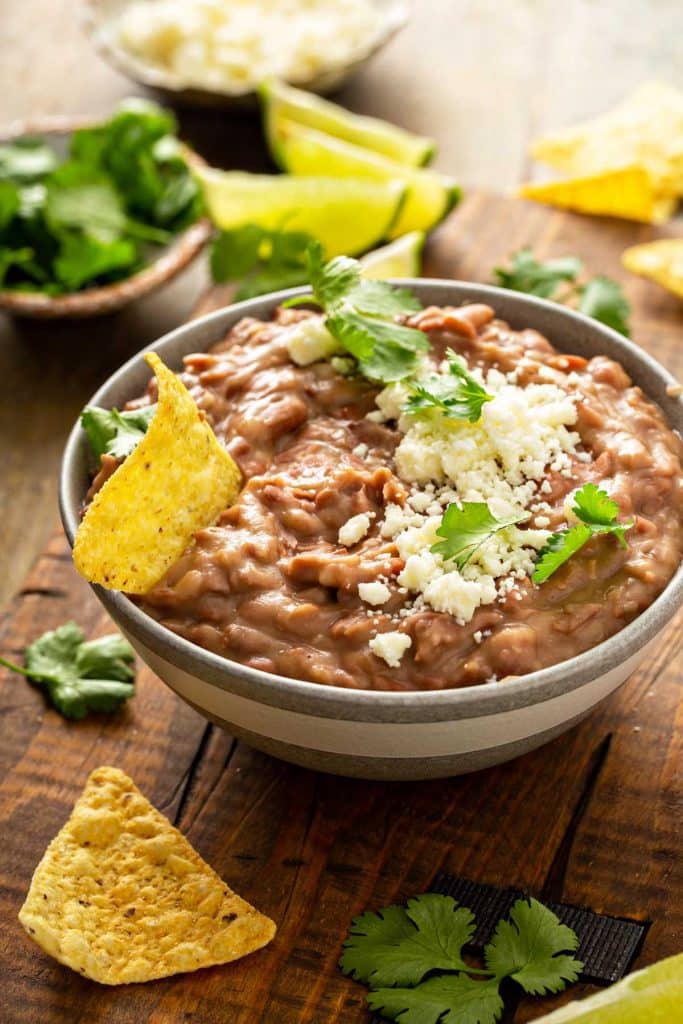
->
[83,0,412,110]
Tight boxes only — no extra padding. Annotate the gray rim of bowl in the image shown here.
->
[59,279,683,724]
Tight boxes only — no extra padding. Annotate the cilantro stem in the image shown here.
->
[0,655,34,678]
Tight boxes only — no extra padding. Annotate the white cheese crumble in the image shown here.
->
[117,0,384,94]
[369,631,412,668]
[285,316,340,367]
[374,363,581,624]
[358,581,391,606]
[338,513,372,547]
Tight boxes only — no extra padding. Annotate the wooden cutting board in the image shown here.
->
[1,192,681,1024]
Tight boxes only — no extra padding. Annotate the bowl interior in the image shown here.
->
[0,118,211,318]
[60,280,683,713]
[84,0,412,108]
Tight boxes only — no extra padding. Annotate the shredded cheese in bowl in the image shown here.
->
[117,0,386,93]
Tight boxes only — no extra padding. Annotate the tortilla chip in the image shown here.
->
[622,239,683,299]
[519,166,677,224]
[531,82,683,194]
[74,352,241,594]
[18,766,276,984]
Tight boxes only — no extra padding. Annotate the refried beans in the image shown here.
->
[113,303,683,692]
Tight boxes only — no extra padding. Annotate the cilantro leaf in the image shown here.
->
[432,502,528,570]
[485,898,583,996]
[45,163,170,245]
[340,904,418,986]
[0,622,135,719]
[81,404,156,461]
[210,224,311,300]
[494,249,582,299]
[0,138,58,183]
[530,524,593,584]
[368,975,504,1024]
[287,243,427,383]
[532,483,633,583]
[405,350,493,423]
[341,895,476,988]
[578,276,630,337]
[54,234,138,291]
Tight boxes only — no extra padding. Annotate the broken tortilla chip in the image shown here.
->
[18,766,276,984]
[531,81,683,195]
[519,166,677,224]
[622,238,683,299]
[73,352,241,594]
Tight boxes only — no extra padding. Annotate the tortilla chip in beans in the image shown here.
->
[622,238,683,299]
[519,166,677,224]
[18,766,276,984]
[73,352,241,594]
[531,81,683,195]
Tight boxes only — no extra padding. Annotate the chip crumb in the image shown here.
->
[18,766,275,984]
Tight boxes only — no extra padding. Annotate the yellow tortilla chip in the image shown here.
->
[519,166,677,224]
[18,766,276,984]
[531,82,683,194]
[74,352,241,594]
[622,239,683,299]
[532,81,683,193]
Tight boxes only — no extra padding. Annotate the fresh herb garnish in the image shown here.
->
[577,276,631,337]
[285,243,428,382]
[494,249,583,299]
[432,501,528,570]
[81,404,157,461]
[494,248,631,337]
[405,348,493,422]
[0,622,135,719]
[341,893,583,1024]
[210,223,314,299]
[0,99,202,295]
[532,482,633,584]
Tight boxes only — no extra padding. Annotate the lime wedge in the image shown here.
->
[273,119,460,238]
[531,953,683,1023]
[260,79,435,167]
[360,231,425,278]
[196,168,406,257]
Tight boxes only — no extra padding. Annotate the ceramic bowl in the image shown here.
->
[0,117,211,319]
[59,281,683,779]
[83,0,411,109]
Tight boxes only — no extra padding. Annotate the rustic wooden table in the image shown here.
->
[0,3,682,1022]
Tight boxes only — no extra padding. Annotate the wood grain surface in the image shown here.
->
[0,189,681,1022]
[2,0,683,609]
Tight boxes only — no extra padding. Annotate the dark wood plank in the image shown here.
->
[1,190,681,1023]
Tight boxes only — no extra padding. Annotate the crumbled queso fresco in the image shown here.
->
[288,316,584,667]
[117,0,384,93]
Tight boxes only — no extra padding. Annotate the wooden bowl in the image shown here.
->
[83,0,411,110]
[0,116,212,319]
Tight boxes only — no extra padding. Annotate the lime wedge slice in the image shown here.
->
[360,231,425,278]
[196,168,406,257]
[531,953,683,1023]
[260,79,435,167]
[273,119,460,238]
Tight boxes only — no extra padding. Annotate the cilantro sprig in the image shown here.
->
[0,621,135,719]
[341,893,583,1024]
[81,404,156,461]
[432,502,528,570]
[405,349,493,423]
[493,248,631,337]
[286,243,428,382]
[532,482,633,584]
[210,223,314,300]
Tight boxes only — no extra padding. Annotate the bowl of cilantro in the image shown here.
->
[0,99,211,318]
